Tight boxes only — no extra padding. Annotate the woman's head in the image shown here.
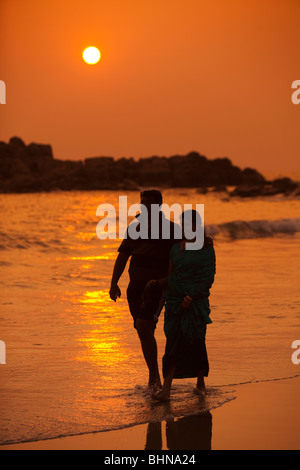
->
[180,209,201,233]
[180,209,213,249]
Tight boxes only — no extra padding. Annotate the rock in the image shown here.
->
[9,136,26,148]
[269,177,298,195]
[230,177,300,198]
[115,179,140,190]
[136,156,171,186]
[241,167,265,185]
[211,185,228,192]
[230,184,265,198]
[1,136,298,196]
[293,184,300,197]
[196,186,208,194]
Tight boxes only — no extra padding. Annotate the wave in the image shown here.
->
[0,230,65,251]
[0,383,237,446]
[207,217,300,240]
[0,218,299,252]
[1,375,299,447]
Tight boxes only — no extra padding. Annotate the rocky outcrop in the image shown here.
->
[0,137,298,196]
[230,177,300,198]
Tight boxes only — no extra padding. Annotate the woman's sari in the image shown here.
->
[163,242,216,379]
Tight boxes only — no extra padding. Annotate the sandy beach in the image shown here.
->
[1,376,299,451]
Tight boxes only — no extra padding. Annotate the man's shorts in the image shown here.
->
[126,279,165,329]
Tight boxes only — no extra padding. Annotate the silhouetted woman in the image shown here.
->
[153,209,216,402]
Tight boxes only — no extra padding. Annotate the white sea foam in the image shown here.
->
[207,217,300,239]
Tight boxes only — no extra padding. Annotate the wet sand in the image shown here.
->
[1,376,299,450]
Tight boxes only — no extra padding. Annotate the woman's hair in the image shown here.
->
[180,209,214,249]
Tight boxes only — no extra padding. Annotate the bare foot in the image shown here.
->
[194,387,206,397]
[152,390,170,402]
[147,381,162,395]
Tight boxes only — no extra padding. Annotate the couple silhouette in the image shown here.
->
[110,190,215,402]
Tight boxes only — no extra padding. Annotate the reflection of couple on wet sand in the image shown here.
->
[110,190,216,402]
[145,413,212,450]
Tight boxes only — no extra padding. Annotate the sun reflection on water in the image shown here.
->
[80,290,109,304]
[71,289,131,369]
[71,255,113,261]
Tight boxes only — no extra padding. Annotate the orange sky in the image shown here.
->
[0,0,299,176]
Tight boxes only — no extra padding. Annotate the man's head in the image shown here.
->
[140,190,163,212]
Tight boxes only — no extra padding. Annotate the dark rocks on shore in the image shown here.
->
[230,177,300,198]
[0,137,298,196]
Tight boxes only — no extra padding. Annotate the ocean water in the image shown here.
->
[0,188,300,446]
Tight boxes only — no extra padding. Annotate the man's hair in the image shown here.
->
[140,190,163,206]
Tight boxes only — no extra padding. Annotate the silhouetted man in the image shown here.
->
[109,190,181,391]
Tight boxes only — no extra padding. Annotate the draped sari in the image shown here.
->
[163,242,216,379]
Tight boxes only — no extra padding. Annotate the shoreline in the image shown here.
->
[1,376,300,450]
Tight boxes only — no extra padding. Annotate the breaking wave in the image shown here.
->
[0,218,299,252]
[207,217,300,240]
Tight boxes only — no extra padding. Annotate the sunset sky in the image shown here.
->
[0,0,299,176]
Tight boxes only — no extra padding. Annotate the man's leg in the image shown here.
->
[136,318,162,389]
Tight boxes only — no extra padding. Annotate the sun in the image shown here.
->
[82,47,101,65]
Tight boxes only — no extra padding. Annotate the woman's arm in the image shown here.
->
[181,294,193,310]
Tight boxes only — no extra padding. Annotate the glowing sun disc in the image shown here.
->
[83,47,101,65]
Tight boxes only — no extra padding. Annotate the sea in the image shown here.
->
[0,183,300,446]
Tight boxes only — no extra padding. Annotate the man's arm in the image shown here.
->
[109,252,130,301]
